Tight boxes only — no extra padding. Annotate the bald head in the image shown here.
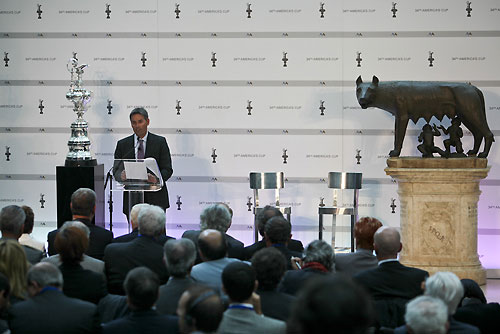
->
[374,226,402,260]
[197,229,227,261]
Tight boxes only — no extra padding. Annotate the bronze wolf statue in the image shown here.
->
[356,76,494,158]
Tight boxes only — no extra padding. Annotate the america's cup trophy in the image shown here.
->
[65,53,97,167]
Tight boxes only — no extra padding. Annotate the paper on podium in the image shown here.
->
[123,161,148,180]
[145,157,163,187]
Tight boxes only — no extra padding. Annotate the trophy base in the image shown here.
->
[65,159,97,167]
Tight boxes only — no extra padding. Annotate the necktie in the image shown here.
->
[137,139,145,159]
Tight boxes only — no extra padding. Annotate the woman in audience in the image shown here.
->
[55,226,107,304]
[19,205,46,255]
[0,239,29,304]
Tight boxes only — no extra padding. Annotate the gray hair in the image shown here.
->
[138,205,165,237]
[405,296,448,334]
[70,188,96,217]
[199,204,231,232]
[303,240,335,271]
[163,239,196,277]
[0,205,26,235]
[130,203,150,226]
[60,220,90,238]
[425,272,464,315]
[27,262,63,288]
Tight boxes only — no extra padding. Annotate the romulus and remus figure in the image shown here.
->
[355,76,494,158]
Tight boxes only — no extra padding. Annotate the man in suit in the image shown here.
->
[244,205,303,260]
[8,262,99,334]
[156,238,196,315]
[104,204,170,295]
[401,296,449,334]
[101,267,178,334]
[335,216,382,276]
[264,216,302,270]
[0,205,43,264]
[182,203,245,262]
[114,107,173,218]
[177,285,224,334]
[48,188,113,260]
[217,262,286,334]
[251,247,295,321]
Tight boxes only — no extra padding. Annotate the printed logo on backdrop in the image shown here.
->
[107,99,113,114]
[319,3,326,18]
[466,1,472,17]
[390,198,397,213]
[175,4,181,19]
[246,3,252,18]
[282,149,288,164]
[355,149,362,164]
[105,4,111,19]
[428,51,435,67]
[38,99,44,114]
[37,4,43,19]
[319,197,325,207]
[211,52,217,67]
[5,146,11,161]
[391,2,397,18]
[356,52,362,67]
[282,52,288,67]
[176,195,182,210]
[40,194,46,209]
[72,52,78,61]
[141,52,147,67]
[246,100,253,115]
[246,197,252,211]
[4,52,10,67]
[319,100,325,116]
[176,100,182,115]
[211,148,217,163]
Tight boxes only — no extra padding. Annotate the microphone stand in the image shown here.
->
[104,166,114,232]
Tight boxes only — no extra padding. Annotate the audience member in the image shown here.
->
[43,221,105,274]
[47,188,113,260]
[104,204,170,294]
[101,267,178,334]
[156,238,196,315]
[190,229,241,291]
[354,226,429,328]
[279,239,334,296]
[182,204,245,262]
[218,262,286,334]
[251,247,296,321]
[0,272,10,334]
[335,216,382,276]
[264,216,302,270]
[8,262,99,334]
[244,206,303,260]
[0,205,43,264]
[19,205,46,255]
[0,240,28,304]
[55,225,107,304]
[177,285,224,334]
[400,296,449,334]
[287,275,374,334]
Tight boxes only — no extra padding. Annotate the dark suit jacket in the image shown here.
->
[97,294,130,324]
[101,309,179,334]
[156,276,194,315]
[182,230,245,263]
[8,289,99,334]
[334,248,378,277]
[244,239,304,260]
[59,263,107,304]
[272,244,303,270]
[47,218,113,260]
[454,302,500,334]
[0,237,43,265]
[279,268,332,296]
[113,228,174,246]
[257,288,296,321]
[104,236,169,295]
[114,132,173,216]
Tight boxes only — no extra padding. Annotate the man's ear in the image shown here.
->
[92,205,96,214]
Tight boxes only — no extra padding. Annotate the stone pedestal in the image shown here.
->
[385,157,489,284]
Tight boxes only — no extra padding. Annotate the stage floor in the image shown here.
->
[484,279,500,303]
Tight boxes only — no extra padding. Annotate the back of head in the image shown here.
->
[199,204,231,232]
[184,285,224,333]
[405,296,448,334]
[373,226,401,259]
[55,226,89,265]
[137,205,165,237]
[70,188,96,217]
[60,220,91,238]
[0,205,26,236]
[303,240,335,271]
[124,266,159,310]
[425,272,463,315]
[257,206,283,237]
[0,239,28,299]
[354,217,382,250]
[287,275,374,334]
[21,206,35,234]
[251,247,286,291]
[164,238,196,278]
[27,262,63,289]
[222,262,256,303]
[130,203,149,229]
[197,229,227,261]
[265,216,291,244]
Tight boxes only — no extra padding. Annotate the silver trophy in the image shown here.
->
[65,53,96,166]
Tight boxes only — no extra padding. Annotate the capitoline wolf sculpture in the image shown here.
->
[356,76,494,158]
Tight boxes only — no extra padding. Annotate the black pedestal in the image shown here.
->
[56,164,105,228]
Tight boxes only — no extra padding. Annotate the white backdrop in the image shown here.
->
[1,0,499,272]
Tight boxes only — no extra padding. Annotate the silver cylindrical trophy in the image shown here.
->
[65,53,97,167]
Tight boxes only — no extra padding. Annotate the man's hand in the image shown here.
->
[147,173,158,183]
[291,257,303,270]
[120,170,127,180]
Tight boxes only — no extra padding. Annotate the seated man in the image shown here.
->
[402,296,449,334]
[177,285,224,334]
[264,216,302,270]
